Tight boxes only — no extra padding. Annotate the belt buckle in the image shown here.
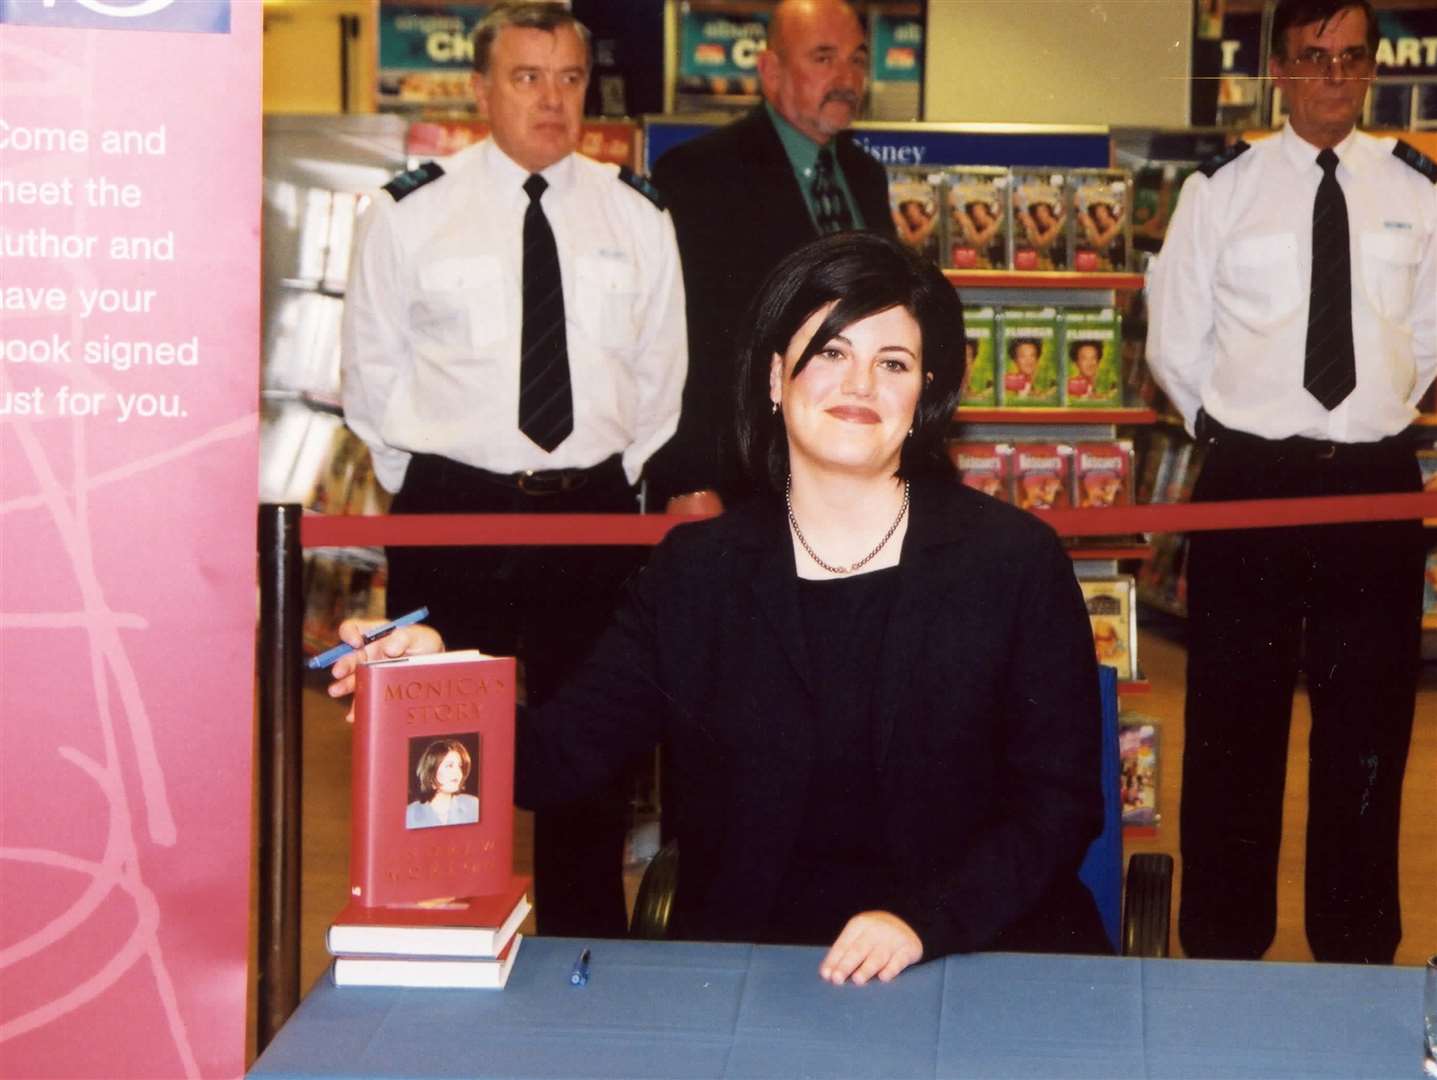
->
[516,470,559,495]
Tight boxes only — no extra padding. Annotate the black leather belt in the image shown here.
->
[509,468,593,495]
[1196,410,1409,465]
[477,455,624,496]
[406,452,626,497]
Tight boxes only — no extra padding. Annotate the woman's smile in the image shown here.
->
[826,405,881,424]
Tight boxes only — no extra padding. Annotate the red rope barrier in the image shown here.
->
[299,491,1437,549]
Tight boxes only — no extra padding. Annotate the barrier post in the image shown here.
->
[257,503,304,1048]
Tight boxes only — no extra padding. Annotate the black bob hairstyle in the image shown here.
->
[734,232,965,494]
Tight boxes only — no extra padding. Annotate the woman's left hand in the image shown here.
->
[818,911,923,985]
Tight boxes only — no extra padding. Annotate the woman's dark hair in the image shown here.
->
[734,232,965,493]
[415,738,471,801]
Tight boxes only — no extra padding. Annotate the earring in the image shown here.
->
[907,427,914,438]
[772,402,779,416]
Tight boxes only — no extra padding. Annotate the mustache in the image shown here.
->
[823,89,860,107]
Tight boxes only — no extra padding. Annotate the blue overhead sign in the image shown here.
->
[646,120,1110,174]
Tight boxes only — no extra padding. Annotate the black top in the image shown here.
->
[763,567,901,945]
[516,480,1110,959]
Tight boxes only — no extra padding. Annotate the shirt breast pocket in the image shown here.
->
[412,256,505,351]
[575,254,640,351]
[1220,233,1301,324]
[1360,230,1420,322]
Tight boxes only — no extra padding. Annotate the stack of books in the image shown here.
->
[327,876,531,989]
[330,648,527,988]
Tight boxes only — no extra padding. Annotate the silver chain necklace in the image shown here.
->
[785,476,910,576]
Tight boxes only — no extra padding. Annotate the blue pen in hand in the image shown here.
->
[569,948,591,987]
[305,606,429,671]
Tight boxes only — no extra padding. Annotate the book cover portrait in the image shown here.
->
[405,732,482,830]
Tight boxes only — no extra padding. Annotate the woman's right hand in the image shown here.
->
[326,618,445,723]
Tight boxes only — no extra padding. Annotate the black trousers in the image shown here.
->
[1178,418,1424,964]
[385,452,644,938]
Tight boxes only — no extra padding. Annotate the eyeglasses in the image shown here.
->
[1282,46,1375,77]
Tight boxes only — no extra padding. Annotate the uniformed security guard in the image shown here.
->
[341,1,686,938]
[1146,0,1436,964]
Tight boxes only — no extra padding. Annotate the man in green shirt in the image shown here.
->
[648,0,895,511]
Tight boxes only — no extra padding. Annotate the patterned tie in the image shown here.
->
[1302,148,1356,411]
[810,147,853,235]
[518,173,573,452]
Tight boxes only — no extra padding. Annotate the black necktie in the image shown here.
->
[1303,148,1356,411]
[811,148,853,235]
[518,173,573,453]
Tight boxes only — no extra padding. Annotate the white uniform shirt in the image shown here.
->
[342,138,687,491]
[1146,122,1437,442]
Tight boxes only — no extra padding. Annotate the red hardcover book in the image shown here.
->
[326,875,531,958]
[351,651,516,907]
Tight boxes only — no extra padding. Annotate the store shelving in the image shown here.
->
[1068,543,1153,562]
[956,407,1158,425]
[945,270,1144,291]
[950,250,1154,695]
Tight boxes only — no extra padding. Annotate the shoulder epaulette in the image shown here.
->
[382,161,445,202]
[1392,139,1437,184]
[1197,140,1250,178]
[618,165,666,211]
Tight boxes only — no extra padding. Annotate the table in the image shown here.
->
[249,937,1427,1079]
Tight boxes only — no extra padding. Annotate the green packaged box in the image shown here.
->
[1061,307,1122,408]
[960,305,998,407]
[997,306,1060,407]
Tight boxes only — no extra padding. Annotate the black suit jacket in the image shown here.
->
[517,478,1108,959]
[646,108,896,502]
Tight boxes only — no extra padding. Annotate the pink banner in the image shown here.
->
[0,4,260,1077]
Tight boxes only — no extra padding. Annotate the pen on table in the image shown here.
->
[305,606,429,671]
[569,948,591,987]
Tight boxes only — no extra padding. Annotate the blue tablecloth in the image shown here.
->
[249,937,1426,1079]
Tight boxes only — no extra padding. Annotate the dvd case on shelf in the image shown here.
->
[998,306,1061,407]
[1137,533,1189,618]
[1080,576,1138,681]
[943,167,1008,270]
[1131,163,1194,254]
[949,441,1014,502]
[1425,547,1437,630]
[960,305,998,407]
[1072,441,1134,508]
[1118,716,1159,828]
[1061,307,1123,408]
[1070,169,1132,272]
[1417,446,1437,492]
[888,166,943,264]
[1012,442,1073,511]
[1010,169,1069,271]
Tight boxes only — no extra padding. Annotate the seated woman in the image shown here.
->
[328,233,1109,984]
